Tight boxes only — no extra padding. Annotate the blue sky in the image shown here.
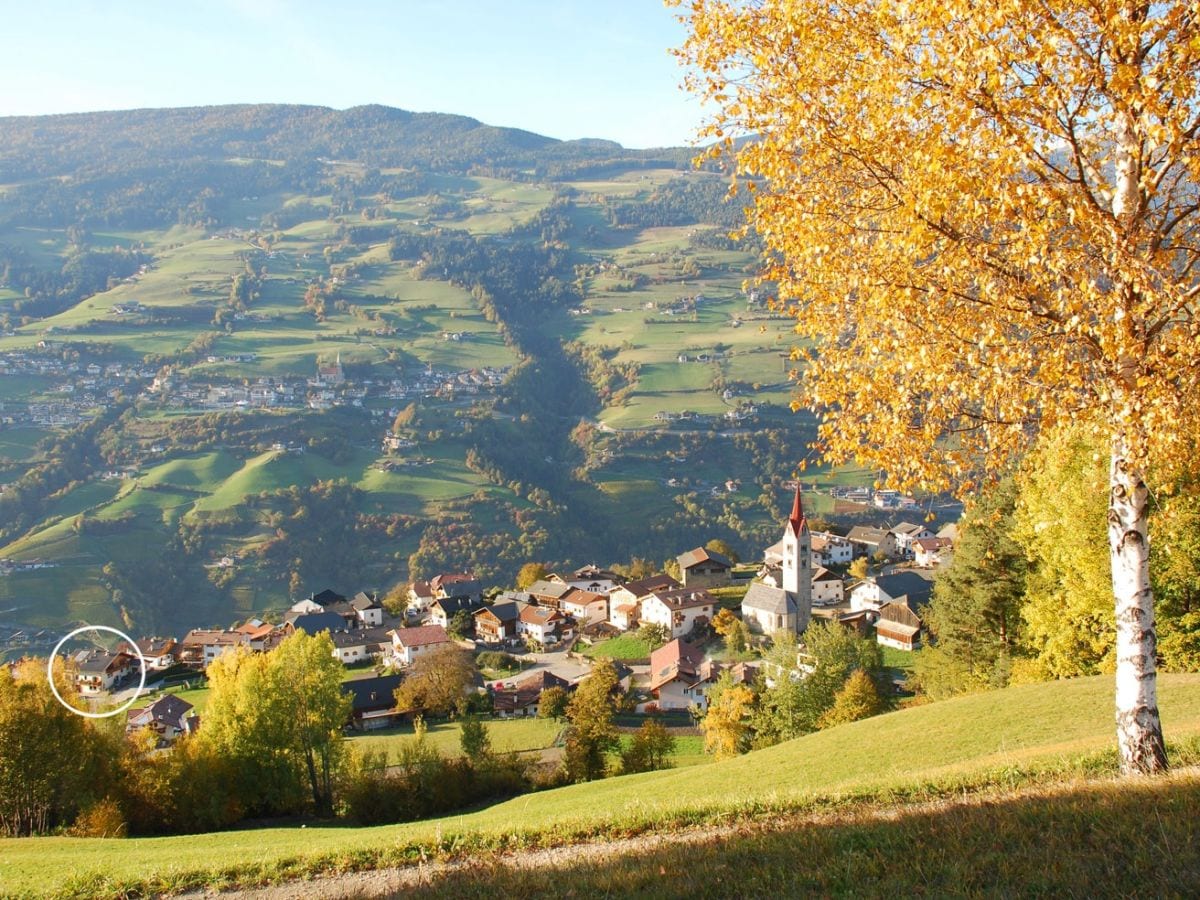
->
[1,0,704,148]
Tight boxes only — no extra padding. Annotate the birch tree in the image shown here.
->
[675,0,1200,773]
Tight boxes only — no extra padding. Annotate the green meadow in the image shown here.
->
[3,674,1199,897]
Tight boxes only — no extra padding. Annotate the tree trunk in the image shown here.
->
[1109,437,1168,775]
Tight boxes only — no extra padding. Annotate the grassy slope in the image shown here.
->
[4,673,1200,897]
[347,717,562,759]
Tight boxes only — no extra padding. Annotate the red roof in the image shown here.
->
[393,624,451,648]
[788,485,807,537]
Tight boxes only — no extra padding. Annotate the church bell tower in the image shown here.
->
[781,484,812,631]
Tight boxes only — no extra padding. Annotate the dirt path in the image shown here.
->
[177,769,1200,900]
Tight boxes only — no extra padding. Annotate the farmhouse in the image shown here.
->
[810,531,854,567]
[350,591,384,627]
[126,694,197,746]
[647,639,754,713]
[559,588,609,625]
[608,573,681,610]
[179,630,247,669]
[119,637,177,670]
[341,674,404,730]
[640,588,715,640]
[430,573,483,604]
[491,670,572,718]
[913,536,954,568]
[675,547,733,588]
[845,526,900,559]
[388,624,452,666]
[516,604,566,647]
[890,522,934,557]
[474,601,522,643]
[75,650,138,695]
[429,595,485,629]
[811,567,845,606]
[849,572,933,612]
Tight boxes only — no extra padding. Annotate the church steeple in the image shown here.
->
[787,483,807,539]
[781,483,812,632]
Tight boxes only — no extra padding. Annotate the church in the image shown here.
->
[741,486,813,635]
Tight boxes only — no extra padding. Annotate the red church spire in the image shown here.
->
[788,483,807,535]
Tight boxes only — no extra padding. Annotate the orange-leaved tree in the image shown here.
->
[674,0,1200,774]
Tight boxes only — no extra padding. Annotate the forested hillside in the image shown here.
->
[0,104,867,635]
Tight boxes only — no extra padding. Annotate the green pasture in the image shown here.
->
[5,675,1200,897]
[347,717,562,760]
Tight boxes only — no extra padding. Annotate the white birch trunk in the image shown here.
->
[1109,436,1168,774]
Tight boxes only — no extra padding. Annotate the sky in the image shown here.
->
[0,0,707,148]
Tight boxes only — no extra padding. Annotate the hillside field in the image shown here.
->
[3,673,1199,897]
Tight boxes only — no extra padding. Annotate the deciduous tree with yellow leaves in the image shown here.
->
[675,0,1200,773]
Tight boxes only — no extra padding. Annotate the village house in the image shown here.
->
[350,591,384,627]
[875,601,924,651]
[406,580,435,614]
[341,674,403,730]
[430,572,483,604]
[474,601,523,643]
[811,567,845,606]
[559,588,609,626]
[849,572,934,612]
[561,565,624,594]
[890,522,935,557]
[646,639,754,713]
[640,587,716,640]
[389,624,452,666]
[234,620,279,652]
[675,547,734,588]
[75,650,138,695]
[126,694,197,746]
[809,531,855,567]
[609,600,640,632]
[119,637,178,670]
[516,603,567,647]
[608,573,681,611]
[845,526,900,559]
[524,579,573,608]
[429,595,485,629]
[179,630,247,669]
[286,611,350,637]
[913,536,954,568]
[491,670,572,718]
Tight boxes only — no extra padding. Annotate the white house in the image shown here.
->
[913,536,954,568]
[351,591,384,627]
[75,651,138,695]
[560,588,609,626]
[811,567,845,606]
[389,624,451,666]
[516,604,566,647]
[890,522,934,557]
[848,572,934,612]
[810,531,854,567]
[640,588,716,640]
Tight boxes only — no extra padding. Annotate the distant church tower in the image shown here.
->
[781,484,813,632]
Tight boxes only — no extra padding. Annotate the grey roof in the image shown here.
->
[76,651,128,674]
[137,694,193,727]
[311,588,347,607]
[432,595,484,616]
[526,580,572,600]
[875,572,933,607]
[341,674,403,712]
[290,612,349,635]
[351,591,381,611]
[742,582,797,615]
[476,600,522,623]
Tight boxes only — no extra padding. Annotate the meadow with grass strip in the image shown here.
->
[3,674,1199,897]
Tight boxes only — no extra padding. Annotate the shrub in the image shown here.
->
[69,798,127,838]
